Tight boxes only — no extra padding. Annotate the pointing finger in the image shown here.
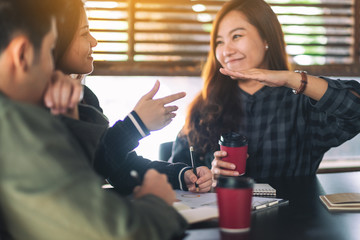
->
[159,92,186,105]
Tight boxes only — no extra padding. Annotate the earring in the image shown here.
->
[265,45,269,50]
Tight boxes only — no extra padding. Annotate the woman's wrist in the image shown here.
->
[285,71,306,93]
[292,70,308,94]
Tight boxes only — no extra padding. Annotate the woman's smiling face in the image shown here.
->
[58,7,97,75]
[215,10,268,72]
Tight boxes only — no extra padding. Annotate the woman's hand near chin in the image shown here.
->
[219,68,292,87]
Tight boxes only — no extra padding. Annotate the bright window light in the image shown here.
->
[192,4,206,12]
[89,20,128,31]
[85,1,121,9]
[197,13,212,23]
[87,10,127,19]
[272,6,323,15]
[286,45,306,55]
[91,32,128,42]
[293,55,326,65]
[93,54,128,61]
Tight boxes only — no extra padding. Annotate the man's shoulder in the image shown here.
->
[0,94,62,130]
[0,93,74,147]
[0,93,90,169]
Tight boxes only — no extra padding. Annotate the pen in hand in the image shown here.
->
[189,146,200,192]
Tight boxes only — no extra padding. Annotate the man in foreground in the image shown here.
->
[0,0,187,239]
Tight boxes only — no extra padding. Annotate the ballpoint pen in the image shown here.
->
[189,146,200,192]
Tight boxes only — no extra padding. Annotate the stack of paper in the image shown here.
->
[320,193,360,212]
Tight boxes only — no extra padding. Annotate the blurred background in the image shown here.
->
[84,0,360,171]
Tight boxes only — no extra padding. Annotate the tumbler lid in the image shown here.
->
[217,176,254,189]
[219,132,247,147]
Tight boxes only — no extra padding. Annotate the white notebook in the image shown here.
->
[174,190,286,224]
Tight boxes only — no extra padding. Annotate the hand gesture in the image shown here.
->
[220,68,291,88]
[211,151,241,177]
[133,80,186,131]
[184,166,212,193]
[133,169,176,205]
[43,71,83,119]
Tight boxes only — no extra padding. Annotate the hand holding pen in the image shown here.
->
[189,146,200,192]
[184,167,213,193]
[183,147,213,193]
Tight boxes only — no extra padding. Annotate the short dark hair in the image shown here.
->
[0,0,66,52]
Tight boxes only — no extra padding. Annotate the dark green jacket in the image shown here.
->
[0,93,187,240]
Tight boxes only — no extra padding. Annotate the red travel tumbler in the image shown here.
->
[219,132,248,175]
[216,176,254,232]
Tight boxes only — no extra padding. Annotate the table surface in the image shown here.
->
[183,171,360,240]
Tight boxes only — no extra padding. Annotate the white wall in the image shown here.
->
[85,76,203,160]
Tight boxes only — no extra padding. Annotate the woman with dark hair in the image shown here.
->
[169,0,360,179]
[45,0,212,194]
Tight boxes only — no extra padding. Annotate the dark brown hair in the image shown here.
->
[181,0,290,156]
[53,0,84,69]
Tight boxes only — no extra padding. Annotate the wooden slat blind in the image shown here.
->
[86,0,360,76]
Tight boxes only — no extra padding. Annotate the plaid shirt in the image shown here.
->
[170,77,360,178]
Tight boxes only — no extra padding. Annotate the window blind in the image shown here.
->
[86,0,360,76]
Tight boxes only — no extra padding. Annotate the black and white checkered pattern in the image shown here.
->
[171,77,360,178]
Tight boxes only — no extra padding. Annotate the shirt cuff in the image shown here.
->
[178,166,192,191]
[127,111,150,138]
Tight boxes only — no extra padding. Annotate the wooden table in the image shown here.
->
[183,171,360,240]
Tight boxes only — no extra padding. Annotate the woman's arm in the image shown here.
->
[220,68,360,102]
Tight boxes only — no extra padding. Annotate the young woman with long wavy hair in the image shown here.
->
[170,0,360,179]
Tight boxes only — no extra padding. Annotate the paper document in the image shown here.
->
[174,190,283,210]
[178,206,219,224]
[175,190,217,208]
[174,190,287,224]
